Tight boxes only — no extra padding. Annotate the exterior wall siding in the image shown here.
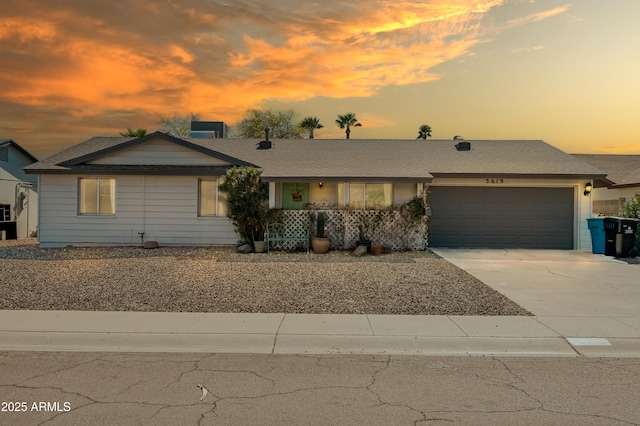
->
[88,140,231,166]
[1,147,38,186]
[38,174,237,247]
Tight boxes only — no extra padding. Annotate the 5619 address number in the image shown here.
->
[485,178,504,184]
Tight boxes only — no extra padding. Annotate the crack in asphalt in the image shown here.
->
[494,357,638,425]
[366,356,433,425]
[2,352,639,425]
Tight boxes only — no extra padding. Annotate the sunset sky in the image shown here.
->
[1,0,639,158]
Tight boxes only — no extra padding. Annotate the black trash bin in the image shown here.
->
[603,217,640,258]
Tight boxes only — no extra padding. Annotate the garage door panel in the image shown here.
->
[517,220,535,230]
[429,187,574,249]
[536,218,556,231]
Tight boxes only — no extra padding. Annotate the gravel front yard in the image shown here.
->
[0,239,530,316]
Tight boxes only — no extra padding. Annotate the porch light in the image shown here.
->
[319,182,324,189]
[584,182,592,196]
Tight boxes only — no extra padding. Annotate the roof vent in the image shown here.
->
[455,141,471,151]
[257,128,272,150]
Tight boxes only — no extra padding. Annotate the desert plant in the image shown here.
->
[218,167,269,247]
[316,211,326,238]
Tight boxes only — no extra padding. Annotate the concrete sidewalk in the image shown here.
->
[1,309,639,357]
[1,249,638,357]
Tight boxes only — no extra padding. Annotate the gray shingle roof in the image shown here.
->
[26,133,606,181]
[572,154,640,187]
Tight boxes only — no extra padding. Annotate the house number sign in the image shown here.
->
[485,178,504,184]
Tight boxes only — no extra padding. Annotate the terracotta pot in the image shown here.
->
[371,244,383,256]
[311,237,330,254]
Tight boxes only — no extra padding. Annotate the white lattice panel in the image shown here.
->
[269,209,428,251]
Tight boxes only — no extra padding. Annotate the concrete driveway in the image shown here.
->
[431,249,639,317]
[432,249,640,356]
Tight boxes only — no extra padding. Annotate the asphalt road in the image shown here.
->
[1,351,638,426]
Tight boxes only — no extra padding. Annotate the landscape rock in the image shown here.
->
[237,243,252,254]
[0,239,532,316]
[352,245,367,257]
[143,241,159,249]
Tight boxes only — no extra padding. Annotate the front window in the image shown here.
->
[338,183,393,209]
[365,183,393,208]
[79,178,115,215]
[199,178,227,216]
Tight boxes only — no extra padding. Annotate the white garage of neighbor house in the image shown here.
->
[25,132,605,250]
[0,139,38,240]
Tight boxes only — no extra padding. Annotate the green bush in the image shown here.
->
[619,195,640,219]
[219,167,269,246]
[619,195,640,251]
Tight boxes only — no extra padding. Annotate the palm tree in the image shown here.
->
[335,113,362,139]
[417,124,432,140]
[120,128,147,137]
[299,116,324,139]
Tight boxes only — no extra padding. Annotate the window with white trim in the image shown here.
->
[338,183,393,208]
[198,178,227,216]
[78,178,115,215]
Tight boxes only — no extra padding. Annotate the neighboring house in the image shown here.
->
[0,139,38,239]
[572,154,640,216]
[25,132,605,250]
[190,121,230,139]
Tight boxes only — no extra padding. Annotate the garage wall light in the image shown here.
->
[318,182,324,189]
[584,182,592,196]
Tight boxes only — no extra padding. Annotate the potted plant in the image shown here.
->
[253,232,266,253]
[292,187,303,202]
[371,243,383,256]
[311,212,330,253]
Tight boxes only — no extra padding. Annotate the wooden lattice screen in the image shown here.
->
[268,209,428,251]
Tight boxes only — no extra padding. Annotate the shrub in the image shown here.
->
[619,195,640,252]
[219,167,269,246]
[619,195,640,219]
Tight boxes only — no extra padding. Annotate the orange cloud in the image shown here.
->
[5,0,584,156]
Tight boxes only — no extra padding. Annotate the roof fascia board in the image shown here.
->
[430,173,608,180]
[24,167,233,176]
[262,177,433,183]
[610,182,640,189]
